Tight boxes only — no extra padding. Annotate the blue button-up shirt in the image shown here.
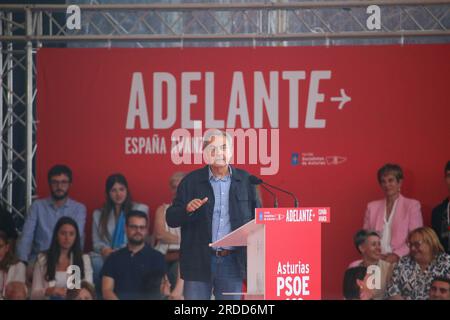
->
[16,197,87,263]
[209,166,232,250]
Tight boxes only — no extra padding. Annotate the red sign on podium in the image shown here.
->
[210,207,330,300]
[256,207,330,300]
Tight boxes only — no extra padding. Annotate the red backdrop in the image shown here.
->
[36,45,450,299]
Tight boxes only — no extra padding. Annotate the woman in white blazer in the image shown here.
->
[31,217,93,299]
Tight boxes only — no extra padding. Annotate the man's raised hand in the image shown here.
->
[186,197,208,213]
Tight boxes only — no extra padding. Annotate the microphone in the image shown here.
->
[249,175,263,185]
[250,175,299,208]
[249,175,278,208]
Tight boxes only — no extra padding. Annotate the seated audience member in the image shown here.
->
[387,227,450,300]
[154,172,185,299]
[0,203,18,240]
[348,229,393,299]
[0,231,26,300]
[101,210,166,300]
[31,217,93,299]
[343,266,374,300]
[4,281,28,300]
[431,161,450,253]
[66,280,96,300]
[91,174,148,293]
[363,163,423,264]
[428,277,450,300]
[16,165,86,270]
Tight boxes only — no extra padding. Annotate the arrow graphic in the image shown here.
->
[330,89,351,110]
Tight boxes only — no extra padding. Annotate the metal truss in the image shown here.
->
[0,1,449,226]
[0,10,35,225]
[0,1,449,44]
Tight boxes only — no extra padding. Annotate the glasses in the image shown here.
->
[127,225,147,231]
[50,180,70,186]
[205,144,228,154]
[407,240,425,249]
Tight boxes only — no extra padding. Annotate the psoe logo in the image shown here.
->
[325,156,347,165]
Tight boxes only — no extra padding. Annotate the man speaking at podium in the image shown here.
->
[166,129,260,300]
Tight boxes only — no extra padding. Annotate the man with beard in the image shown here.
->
[16,165,86,268]
[101,210,167,300]
[166,129,260,300]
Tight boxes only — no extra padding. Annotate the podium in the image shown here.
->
[210,207,330,300]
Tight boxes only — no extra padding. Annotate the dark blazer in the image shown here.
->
[431,198,449,253]
[166,165,260,281]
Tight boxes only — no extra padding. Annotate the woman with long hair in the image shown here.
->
[91,173,148,292]
[31,217,92,299]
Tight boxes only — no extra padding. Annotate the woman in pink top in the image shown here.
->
[363,164,423,264]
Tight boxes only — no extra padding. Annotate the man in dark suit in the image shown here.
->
[167,129,260,300]
[431,161,450,253]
